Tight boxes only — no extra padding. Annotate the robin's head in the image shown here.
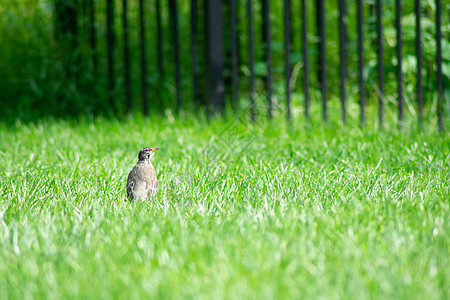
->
[138,147,159,161]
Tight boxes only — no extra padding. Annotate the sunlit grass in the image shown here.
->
[0,111,448,299]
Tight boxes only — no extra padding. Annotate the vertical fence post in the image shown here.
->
[191,0,199,107]
[436,0,444,132]
[396,0,403,124]
[106,0,115,112]
[169,0,181,112]
[89,0,98,78]
[376,0,384,128]
[231,0,239,112]
[248,0,255,121]
[156,0,164,111]
[415,0,423,127]
[338,0,346,123]
[316,0,327,122]
[262,0,273,119]
[301,0,309,120]
[123,0,131,112]
[357,0,365,126]
[139,0,148,115]
[205,0,225,113]
[284,0,292,122]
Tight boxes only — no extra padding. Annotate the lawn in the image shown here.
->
[0,112,448,299]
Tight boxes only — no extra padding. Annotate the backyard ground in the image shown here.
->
[0,110,448,299]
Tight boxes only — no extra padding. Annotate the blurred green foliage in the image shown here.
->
[0,0,448,119]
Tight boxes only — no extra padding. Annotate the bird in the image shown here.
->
[126,147,159,202]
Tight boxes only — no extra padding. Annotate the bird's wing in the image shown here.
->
[127,165,141,198]
[126,181,134,198]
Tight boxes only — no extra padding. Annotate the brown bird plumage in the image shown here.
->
[126,147,159,202]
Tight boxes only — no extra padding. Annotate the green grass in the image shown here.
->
[0,112,449,299]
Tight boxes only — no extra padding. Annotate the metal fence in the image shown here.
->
[84,0,446,130]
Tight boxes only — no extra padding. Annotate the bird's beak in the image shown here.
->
[151,148,159,152]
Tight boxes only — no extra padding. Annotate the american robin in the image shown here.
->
[126,147,159,202]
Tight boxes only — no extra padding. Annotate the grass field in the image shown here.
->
[0,112,449,299]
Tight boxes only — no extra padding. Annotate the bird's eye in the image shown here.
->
[147,154,151,159]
